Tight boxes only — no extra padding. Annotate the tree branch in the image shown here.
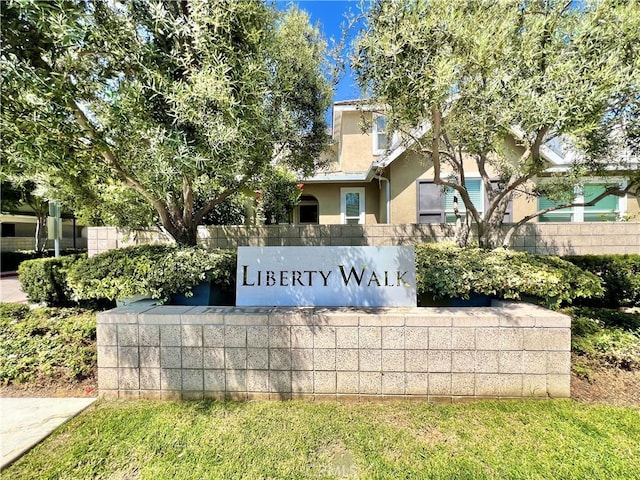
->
[67,98,176,232]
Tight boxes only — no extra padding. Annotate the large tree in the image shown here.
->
[354,0,640,249]
[1,0,332,244]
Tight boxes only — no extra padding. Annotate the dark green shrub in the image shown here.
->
[18,254,86,306]
[67,245,237,303]
[568,308,640,370]
[567,307,640,332]
[415,243,603,308]
[563,255,640,308]
[0,306,96,385]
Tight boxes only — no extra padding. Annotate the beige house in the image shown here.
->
[0,206,86,253]
[294,100,640,227]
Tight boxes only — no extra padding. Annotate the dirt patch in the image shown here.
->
[571,360,640,408]
[0,377,97,398]
[312,439,359,478]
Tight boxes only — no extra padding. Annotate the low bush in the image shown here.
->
[567,307,640,370]
[67,244,237,303]
[0,304,96,385]
[18,254,86,306]
[563,255,640,308]
[415,243,603,308]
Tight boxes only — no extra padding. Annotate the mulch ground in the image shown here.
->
[571,365,640,407]
[0,377,98,398]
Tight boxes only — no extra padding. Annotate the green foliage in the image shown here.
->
[67,245,236,303]
[564,255,640,308]
[18,254,86,306]
[260,167,303,224]
[0,305,96,385]
[1,0,331,245]
[568,307,640,370]
[354,0,640,248]
[200,193,247,226]
[415,243,603,308]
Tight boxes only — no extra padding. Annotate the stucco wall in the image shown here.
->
[300,182,381,225]
[339,111,376,173]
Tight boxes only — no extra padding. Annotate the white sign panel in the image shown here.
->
[236,246,416,307]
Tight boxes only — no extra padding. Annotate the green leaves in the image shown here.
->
[415,243,604,308]
[66,244,237,303]
[1,0,332,244]
[0,305,96,385]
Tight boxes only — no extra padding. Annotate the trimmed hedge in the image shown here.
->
[563,255,640,308]
[18,254,86,306]
[415,244,604,308]
[67,245,236,303]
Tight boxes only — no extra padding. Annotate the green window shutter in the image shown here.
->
[584,184,618,213]
[444,179,482,214]
[538,196,572,213]
[538,195,573,222]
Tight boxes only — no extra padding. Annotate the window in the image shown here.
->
[417,178,512,224]
[372,115,388,155]
[583,184,619,221]
[538,196,573,222]
[538,182,622,222]
[297,195,319,224]
[1,223,16,237]
[341,187,365,225]
[444,179,483,223]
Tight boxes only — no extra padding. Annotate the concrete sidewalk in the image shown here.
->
[0,275,28,303]
[0,278,97,470]
[0,397,96,470]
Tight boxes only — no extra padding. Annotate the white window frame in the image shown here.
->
[575,179,626,222]
[538,178,626,222]
[372,114,388,156]
[340,187,366,225]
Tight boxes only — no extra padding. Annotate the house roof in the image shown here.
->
[302,171,375,184]
[305,100,639,183]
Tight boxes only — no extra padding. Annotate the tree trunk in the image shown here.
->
[477,215,506,250]
[34,214,48,253]
[162,221,198,246]
[454,214,472,248]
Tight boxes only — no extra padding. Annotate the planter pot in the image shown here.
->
[116,294,155,307]
[418,293,492,307]
[170,282,235,306]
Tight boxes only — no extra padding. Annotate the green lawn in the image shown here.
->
[6,399,640,479]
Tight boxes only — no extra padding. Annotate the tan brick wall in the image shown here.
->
[1,237,87,252]
[88,223,639,256]
[97,302,571,401]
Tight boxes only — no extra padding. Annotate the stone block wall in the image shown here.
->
[88,222,639,257]
[1,237,87,252]
[97,302,571,401]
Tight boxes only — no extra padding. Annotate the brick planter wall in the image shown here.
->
[97,302,571,402]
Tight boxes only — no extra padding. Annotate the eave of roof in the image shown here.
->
[302,169,377,183]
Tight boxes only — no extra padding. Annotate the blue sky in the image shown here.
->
[274,0,364,104]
